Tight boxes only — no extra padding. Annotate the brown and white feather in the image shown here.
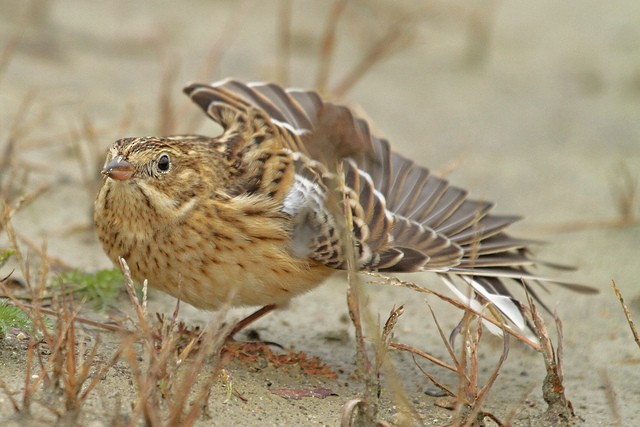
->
[95,79,594,332]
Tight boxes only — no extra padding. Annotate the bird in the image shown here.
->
[94,79,594,337]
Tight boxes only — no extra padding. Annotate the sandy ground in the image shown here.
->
[1,0,639,425]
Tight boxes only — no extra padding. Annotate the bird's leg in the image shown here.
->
[221,304,283,364]
[226,304,277,340]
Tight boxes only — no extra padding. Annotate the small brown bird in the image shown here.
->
[95,79,592,335]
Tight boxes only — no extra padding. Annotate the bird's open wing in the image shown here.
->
[184,80,596,335]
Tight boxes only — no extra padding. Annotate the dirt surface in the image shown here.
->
[1,1,639,425]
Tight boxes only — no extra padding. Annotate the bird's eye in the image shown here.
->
[157,154,170,172]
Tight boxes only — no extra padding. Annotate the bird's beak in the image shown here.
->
[101,155,134,181]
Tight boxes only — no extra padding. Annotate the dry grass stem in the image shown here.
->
[611,280,640,350]
[526,290,576,422]
[0,32,22,85]
[376,306,422,425]
[119,258,150,334]
[397,297,510,426]
[340,398,365,427]
[343,190,376,425]
[533,164,639,234]
[117,257,228,426]
[315,0,349,93]
[533,217,640,234]
[411,352,455,398]
[158,56,180,135]
[368,273,540,350]
[391,342,456,372]
[276,0,292,86]
[67,115,106,218]
[194,0,249,83]
[612,163,638,222]
[15,230,73,271]
[1,184,51,235]
[2,298,130,334]
[330,14,416,97]
[503,382,537,425]
[0,236,122,423]
[599,368,622,427]
[180,1,250,133]
[7,94,53,146]
[338,162,417,425]
[462,324,510,427]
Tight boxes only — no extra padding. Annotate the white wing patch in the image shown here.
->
[283,174,330,260]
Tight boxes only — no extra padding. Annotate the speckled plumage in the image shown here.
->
[95,79,593,330]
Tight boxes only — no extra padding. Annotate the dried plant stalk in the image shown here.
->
[611,280,640,350]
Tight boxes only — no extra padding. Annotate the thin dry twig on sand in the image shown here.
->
[599,368,622,427]
[1,298,129,334]
[340,306,418,427]
[414,300,509,426]
[157,55,180,136]
[369,273,540,350]
[340,159,377,426]
[330,13,417,98]
[502,382,537,425]
[376,306,422,424]
[611,280,640,351]
[275,0,292,87]
[0,31,22,86]
[315,0,349,93]
[14,230,72,272]
[118,257,228,426]
[336,160,419,426]
[459,1,498,68]
[0,93,39,204]
[612,163,639,222]
[39,294,120,424]
[0,184,51,237]
[0,230,121,424]
[180,1,250,134]
[525,290,577,424]
[0,213,228,425]
[532,163,639,234]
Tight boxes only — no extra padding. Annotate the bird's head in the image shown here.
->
[100,135,224,221]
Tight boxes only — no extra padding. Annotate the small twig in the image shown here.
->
[599,368,622,427]
[464,325,509,427]
[503,382,537,424]
[611,162,638,222]
[181,1,249,133]
[15,229,73,271]
[6,92,50,144]
[157,55,179,135]
[611,280,640,350]
[340,398,365,427]
[119,257,150,335]
[390,342,456,372]
[526,288,576,421]
[331,14,416,97]
[2,184,51,227]
[530,217,640,235]
[1,298,130,334]
[368,273,541,350]
[409,353,455,397]
[315,0,349,93]
[0,379,21,412]
[0,32,22,85]
[276,0,292,86]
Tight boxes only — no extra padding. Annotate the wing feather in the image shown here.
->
[183,79,595,336]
